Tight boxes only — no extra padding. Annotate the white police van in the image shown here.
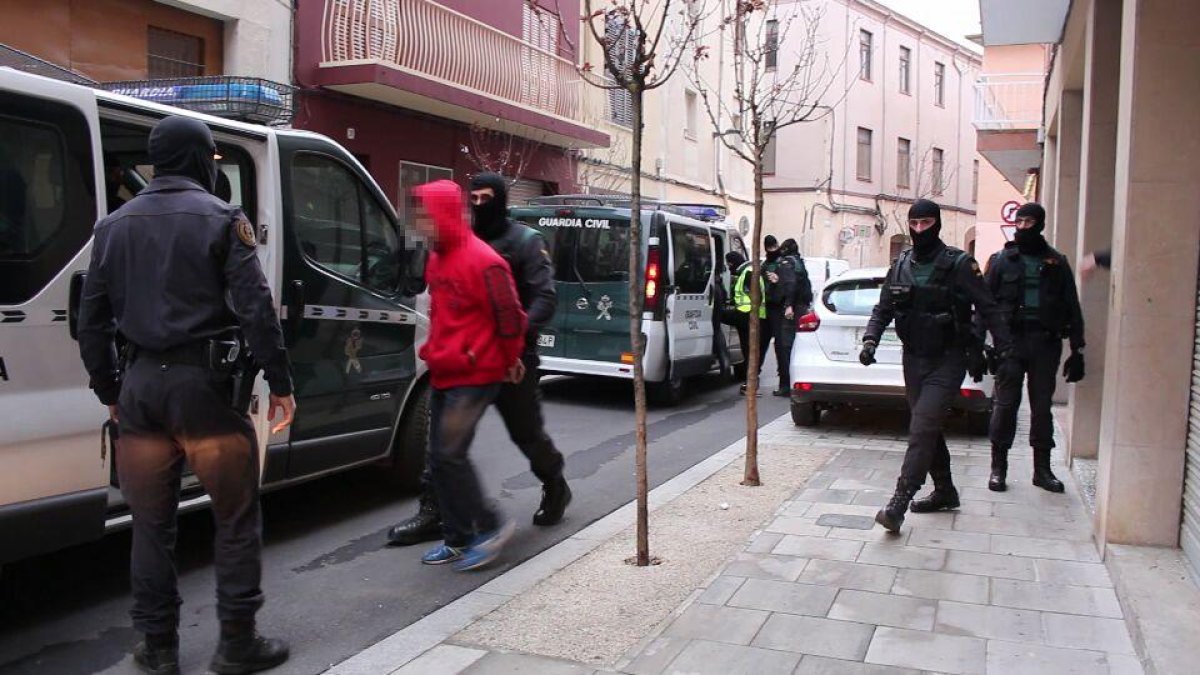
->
[0,69,430,566]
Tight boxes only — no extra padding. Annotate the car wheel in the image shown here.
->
[387,381,429,492]
[649,373,686,406]
[967,409,990,436]
[791,401,820,427]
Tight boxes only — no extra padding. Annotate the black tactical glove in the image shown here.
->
[1063,350,1085,383]
[859,340,877,367]
[966,349,987,383]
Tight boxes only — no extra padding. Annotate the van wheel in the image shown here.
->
[387,382,429,492]
[791,401,820,427]
[967,409,990,436]
[649,373,686,406]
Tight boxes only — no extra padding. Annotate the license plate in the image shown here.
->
[537,334,555,348]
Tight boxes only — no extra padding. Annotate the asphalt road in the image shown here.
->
[0,368,790,675]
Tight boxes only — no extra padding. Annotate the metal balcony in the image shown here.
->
[974,73,1044,131]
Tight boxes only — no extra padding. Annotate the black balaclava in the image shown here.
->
[148,116,218,193]
[725,250,746,274]
[469,172,510,240]
[908,199,943,260]
[764,234,780,261]
[1013,202,1049,254]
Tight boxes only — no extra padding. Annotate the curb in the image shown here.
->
[324,417,779,674]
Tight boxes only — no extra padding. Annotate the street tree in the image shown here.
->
[460,122,546,187]
[688,0,851,486]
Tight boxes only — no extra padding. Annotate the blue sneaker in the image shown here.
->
[421,544,463,565]
[454,520,516,572]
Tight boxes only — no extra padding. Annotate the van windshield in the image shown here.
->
[519,215,631,283]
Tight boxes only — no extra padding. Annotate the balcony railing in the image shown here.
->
[974,73,1044,131]
[321,0,580,121]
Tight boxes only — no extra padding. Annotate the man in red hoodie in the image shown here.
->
[412,180,528,571]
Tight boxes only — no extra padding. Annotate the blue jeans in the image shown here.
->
[429,384,502,548]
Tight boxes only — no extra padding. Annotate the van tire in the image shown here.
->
[388,381,430,492]
[649,373,686,406]
[791,401,820,427]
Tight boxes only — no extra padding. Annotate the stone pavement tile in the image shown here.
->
[907,527,991,553]
[746,531,786,554]
[798,559,898,593]
[851,490,891,507]
[951,500,994,517]
[659,638,801,675]
[1032,559,1114,588]
[773,535,864,561]
[805,503,885,519]
[830,449,887,463]
[990,535,1101,562]
[891,569,988,604]
[984,639,1107,675]
[696,575,746,605]
[394,645,488,675]
[991,502,1073,521]
[830,478,895,492]
[1105,654,1147,675]
[826,525,912,545]
[864,627,986,675]
[905,511,958,531]
[1042,612,1136,654]
[804,475,838,490]
[959,487,1026,504]
[991,579,1123,618]
[662,604,770,645]
[461,651,597,674]
[818,467,878,480]
[779,501,817,517]
[794,655,921,674]
[856,543,947,571]
[952,514,1035,537]
[724,552,810,582]
[943,550,1036,581]
[621,637,690,675]
[799,488,860,505]
[828,589,937,630]
[727,578,840,616]
[751,614,876,661]
[765,516,832,537]
[934,600,1043,643]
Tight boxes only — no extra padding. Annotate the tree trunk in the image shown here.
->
[743,158,764,487]
[629,86,651,566]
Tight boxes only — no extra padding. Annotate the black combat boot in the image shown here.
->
[909,480,960,513]
[533,475,572,526]
[387,493,442,546]
[132,632,180,675]
[1032,447,1065,493]
[209,621,289,675]
[989,445,1009,492]
[875,479,918,533]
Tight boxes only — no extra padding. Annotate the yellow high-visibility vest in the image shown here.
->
[733,263,766,318]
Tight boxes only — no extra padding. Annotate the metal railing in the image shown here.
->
[321,0,580,121]
[974,73,1044,131]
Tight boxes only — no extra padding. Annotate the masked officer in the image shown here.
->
[763,235,798,396]
[77,116,295,675]
[781,238,814,314]
[729,250,765,394]
[387,173,570,546]
[861,199,1016,532]
[982,202,1084,493]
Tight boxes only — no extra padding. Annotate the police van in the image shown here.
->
[0,69,430,566]
[511,196,748,405]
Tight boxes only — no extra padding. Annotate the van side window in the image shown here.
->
[575,224,630,282]
[0,100,95,305]
[361,192,401,292]
[671,226,712,294]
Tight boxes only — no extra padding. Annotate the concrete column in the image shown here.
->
[1096,0,1200,549]
[1041,132,1058,238]
[1050,92,1083,406]
[1068,0,1122,463]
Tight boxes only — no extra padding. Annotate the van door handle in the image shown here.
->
[68,271,86,341]
[287,280,305,344]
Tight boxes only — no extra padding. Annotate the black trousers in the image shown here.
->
[898,352,967,490]
[990,327,1062,452]
[116,357,263,635]
[766,306,794,390]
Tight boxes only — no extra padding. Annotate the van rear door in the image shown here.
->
[664,219,715,377]
[0,72,108,562]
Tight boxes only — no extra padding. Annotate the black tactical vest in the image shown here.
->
[888,247,972,357]
[989,246,1074,336]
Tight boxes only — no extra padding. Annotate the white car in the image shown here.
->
[788,266,994,433]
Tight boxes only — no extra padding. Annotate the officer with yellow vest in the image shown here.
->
[725,251,764,394]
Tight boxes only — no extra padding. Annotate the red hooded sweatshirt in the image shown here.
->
[414,180,527,390]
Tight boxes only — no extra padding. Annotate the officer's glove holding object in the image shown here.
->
[859,340,877,367]
[1063,350,1085,383]
[966,349,987,383]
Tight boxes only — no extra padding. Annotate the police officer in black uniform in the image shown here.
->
[762,235,798,396]
[781,238,814,314]
[982,202,1084,493]
[861,199,1016,532]
[78,116,294,675]
[387,173,570,546]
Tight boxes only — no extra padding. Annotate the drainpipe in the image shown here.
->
[952,50,968,239]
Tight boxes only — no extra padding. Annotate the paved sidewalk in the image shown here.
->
[329,409,1144,675]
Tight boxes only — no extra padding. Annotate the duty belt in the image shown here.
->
[132,339,241,371]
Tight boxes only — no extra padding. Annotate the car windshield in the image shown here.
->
[823,278,884,315]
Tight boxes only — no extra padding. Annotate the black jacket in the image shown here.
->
[482,219,557,353]
[78,176,292,403]
[790,255,814,310]
[764,255,796,307]
[984,242,1085,350]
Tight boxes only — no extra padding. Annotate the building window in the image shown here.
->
[765,20,779,70]
[762,122,777,175]
[856,127,872,182]
[972,159,979,203]
[934,62,946,107]
[859,30,873,82]
[147,26,205,78]
[685,90,698,140]
[932,147,945,195]
[897,137,911,190]
[899,46,911,95]
[605,14,638,127]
